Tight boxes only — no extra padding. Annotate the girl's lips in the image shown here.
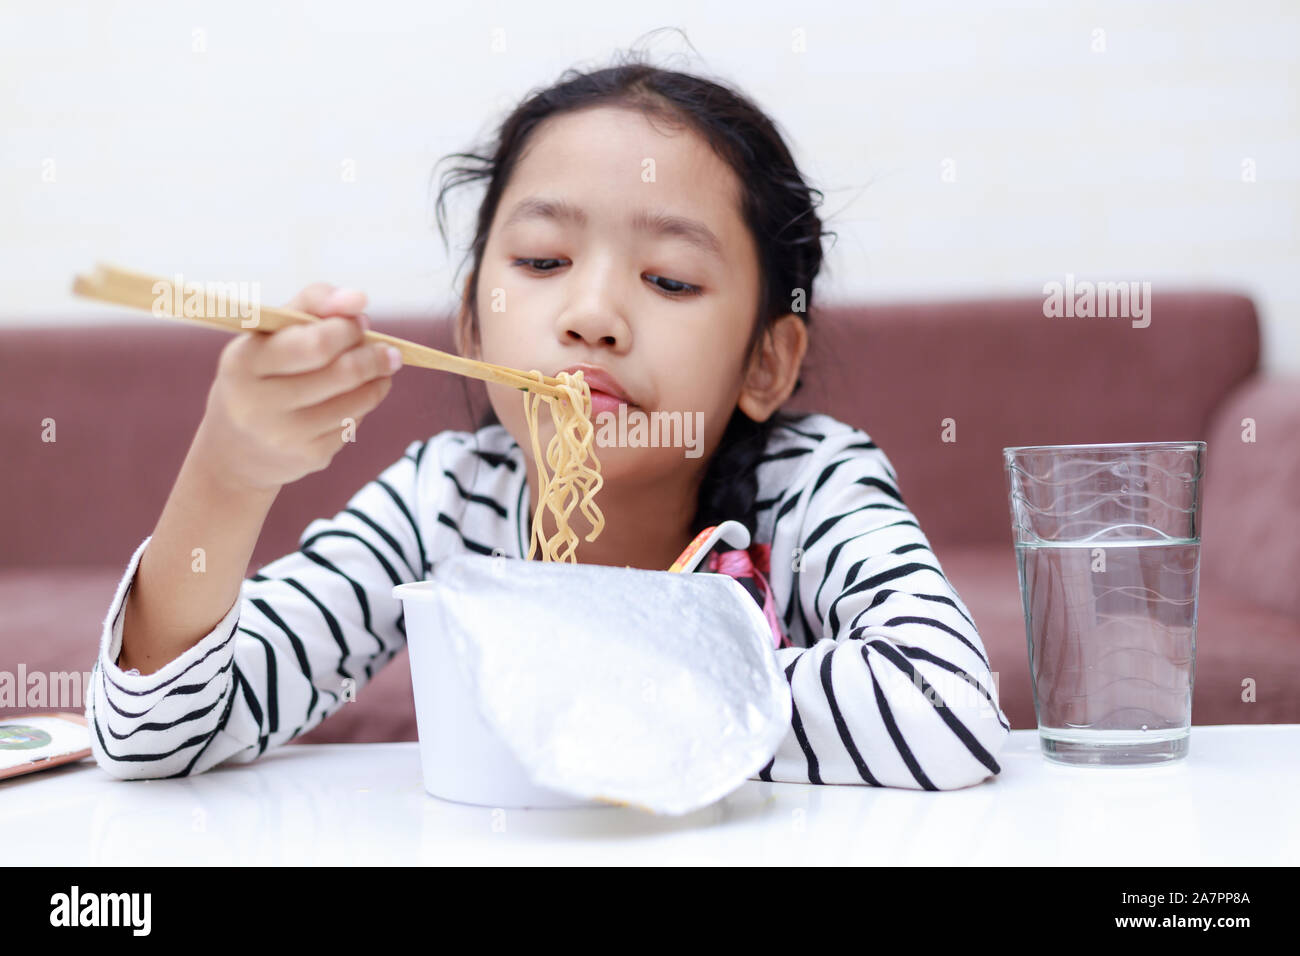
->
[558,364,634,406]
[588,389,634,418]
[554,364,638,416]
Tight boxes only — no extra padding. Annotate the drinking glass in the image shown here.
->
[1004,442,1206,765]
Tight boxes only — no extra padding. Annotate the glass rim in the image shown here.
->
[1003,440,1206,454]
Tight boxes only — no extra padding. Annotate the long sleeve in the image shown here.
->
[757,418,1010,790]
[86,438,433,780]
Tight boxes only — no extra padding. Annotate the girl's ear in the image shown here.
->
[453,303,472,358]
[738,313,808,423]
[453,273,480,360]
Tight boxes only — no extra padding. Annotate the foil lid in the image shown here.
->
[428,553,792,816]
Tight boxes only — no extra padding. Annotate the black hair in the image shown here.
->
[431,32,833,540]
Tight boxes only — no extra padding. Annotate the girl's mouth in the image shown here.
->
[588,389,635,417]
[556,363,636,412]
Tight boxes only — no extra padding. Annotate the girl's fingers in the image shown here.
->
[278,339,397,412]
[250,315,368,377]
[323,287,367,317]
[284,282,338,314]
[284,283,367,318]
[242,283,370,377]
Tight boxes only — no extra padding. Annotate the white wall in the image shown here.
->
[3,0,1297,370]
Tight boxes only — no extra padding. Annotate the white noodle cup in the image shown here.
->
[393,553,791,814]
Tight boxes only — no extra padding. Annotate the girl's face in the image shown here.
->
[462,104,770,485]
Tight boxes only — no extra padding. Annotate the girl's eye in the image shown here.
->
[511,258,702,298]
[513,257,566,273]
[644,273,702,298]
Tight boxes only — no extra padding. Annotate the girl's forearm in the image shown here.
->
[118,429,280,676]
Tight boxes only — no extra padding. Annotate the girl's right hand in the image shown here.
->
[194,283,403,494]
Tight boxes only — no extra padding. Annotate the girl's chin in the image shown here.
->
[508,423,650,470]
[574,442,687,479]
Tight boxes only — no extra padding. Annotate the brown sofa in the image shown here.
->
[3,289,1297,744]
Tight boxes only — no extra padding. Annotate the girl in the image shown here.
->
[88,55,1009,791]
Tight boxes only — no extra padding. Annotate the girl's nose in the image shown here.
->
[555,262,633,347]
[565,324,618,347]
[562,309,625,349]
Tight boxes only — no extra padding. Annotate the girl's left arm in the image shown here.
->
[759,425,1011,790]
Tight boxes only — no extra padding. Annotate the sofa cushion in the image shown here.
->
[1201,374,1300,619]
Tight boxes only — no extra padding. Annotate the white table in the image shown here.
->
[3,725,1296,865]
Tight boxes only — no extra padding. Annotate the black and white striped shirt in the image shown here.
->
[87,412,1010,790]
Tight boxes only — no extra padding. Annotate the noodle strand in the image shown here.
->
[522,370,605,562]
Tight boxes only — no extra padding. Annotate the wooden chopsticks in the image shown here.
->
[71,263,567,400]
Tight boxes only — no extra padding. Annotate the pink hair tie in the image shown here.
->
[706,544,790,650]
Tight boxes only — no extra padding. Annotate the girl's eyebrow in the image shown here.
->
[502,196,725,264]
